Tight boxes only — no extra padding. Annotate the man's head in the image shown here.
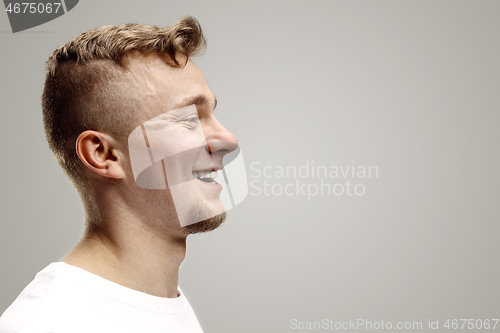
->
[42,17,238,235]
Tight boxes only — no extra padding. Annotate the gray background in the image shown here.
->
[1,1,499,332]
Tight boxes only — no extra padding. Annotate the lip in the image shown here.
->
[192,167,223,172]
[191,167,224,194]
[195,177,223,192]
[191,168,222,182]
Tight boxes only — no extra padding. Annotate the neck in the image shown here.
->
[62,200,187,298]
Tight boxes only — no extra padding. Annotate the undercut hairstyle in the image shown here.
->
[41,16,206,196]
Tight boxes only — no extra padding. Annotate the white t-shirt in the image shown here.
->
[0,262,204,333]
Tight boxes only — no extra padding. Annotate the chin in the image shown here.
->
[181,212,227,235]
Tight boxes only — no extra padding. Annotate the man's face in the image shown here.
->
[123,52,238,233]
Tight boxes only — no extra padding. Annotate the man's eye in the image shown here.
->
[182,115,200,125]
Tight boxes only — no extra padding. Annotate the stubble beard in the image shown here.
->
[177,194,227,234]
[180,211,227,235]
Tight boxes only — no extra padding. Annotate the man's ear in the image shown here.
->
[76,131,125,180]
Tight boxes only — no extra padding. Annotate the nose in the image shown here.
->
[203,116,238,157]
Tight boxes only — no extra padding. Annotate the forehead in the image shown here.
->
[125,52,213,122]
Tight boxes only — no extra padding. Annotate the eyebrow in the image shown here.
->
[173,94,217,112]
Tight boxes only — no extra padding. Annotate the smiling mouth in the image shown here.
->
[192,170,220,184]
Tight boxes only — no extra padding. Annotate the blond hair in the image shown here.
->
[41,16,206,194]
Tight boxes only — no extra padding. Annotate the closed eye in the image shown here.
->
[182,114,201,128]
[186,115,199,122]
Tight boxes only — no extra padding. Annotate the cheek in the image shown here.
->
[162,146,204,187]
[159,127,206,157]
[179,126,207,149]
[164,127,206,166]
[128,122,208,189]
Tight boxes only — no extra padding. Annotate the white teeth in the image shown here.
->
[192,170,219,179]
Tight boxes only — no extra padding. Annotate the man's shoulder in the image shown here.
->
[0,262,205,333]
[0,263,66,333]
[0,262,111,332]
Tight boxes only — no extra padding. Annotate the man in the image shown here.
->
[0,16,239,333]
